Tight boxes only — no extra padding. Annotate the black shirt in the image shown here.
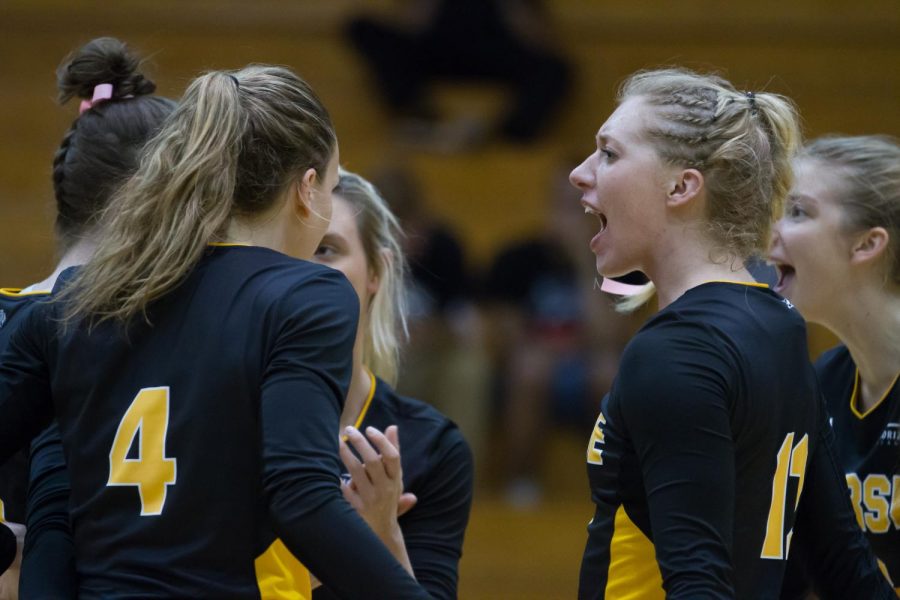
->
[0,245,428,599]
[314,375,473,600]
[0,288,48,525]
[579,282,891,599]
[816,346,899,590]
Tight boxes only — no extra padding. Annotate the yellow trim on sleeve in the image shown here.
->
[850,369,899,420]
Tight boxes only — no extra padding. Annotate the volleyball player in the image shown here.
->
[570,68,893,599]
[0,64,428,598]
[770,135,900,596]
[308,170,473,599]
[0,37,177,596]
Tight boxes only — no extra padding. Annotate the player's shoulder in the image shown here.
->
[206,246,356,312]
[368,378,469,455]
[0,287,52,339]
[370,378,457,432]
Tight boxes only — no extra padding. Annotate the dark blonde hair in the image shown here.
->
[615,68,801,310]
[61,64,336,325]
[801,135,900,284]
[334,169,408,385]
[621,68,801,259]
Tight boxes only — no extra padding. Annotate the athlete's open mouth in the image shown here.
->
[584,206,607,233]
[774,263,795,293]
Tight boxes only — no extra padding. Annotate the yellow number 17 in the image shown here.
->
[107,387,177,516]
[761,432,809,560]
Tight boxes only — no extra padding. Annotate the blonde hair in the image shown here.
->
[334,169,408,385]
[614,67,802,311]
[800,135,900,284]
[59,65,336,325]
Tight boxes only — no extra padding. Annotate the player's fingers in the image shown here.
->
[344,426,381,464]
[397,493,418,517]
[339,436,368,484]
[365,426,402,481]
[344,426,388,485]
[385,424,400,452]
[340,478,363,510]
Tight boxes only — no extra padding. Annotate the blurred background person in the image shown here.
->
[345,0,571,151]
[483,160,641,507]
[373,165,491,468]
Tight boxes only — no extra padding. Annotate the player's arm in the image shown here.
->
[18,423,76,598]
[260,271,429,600]
[617,326,736,598]
[0,305,55,463]
[394,427,473,600]
[785,404,895,599]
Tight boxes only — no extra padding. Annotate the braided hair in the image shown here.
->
[53,37,176,250]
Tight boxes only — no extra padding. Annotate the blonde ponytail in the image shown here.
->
[59,65,336,326]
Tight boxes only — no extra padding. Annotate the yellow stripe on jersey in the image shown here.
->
[0,498,5,522]
[704,280,769,288]
[0,287,50,297]
[606,505,664,599]
[255,538,312,600]
[849,368,899,420]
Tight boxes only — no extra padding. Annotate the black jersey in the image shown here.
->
[0,288,48,524]
[0,245,428,599]
[579,282,891,599]
[816,346,900,590]
[313,374,474,600]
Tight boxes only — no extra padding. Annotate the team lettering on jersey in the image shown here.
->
[881,422,900,445]
[586,412,607,465]
[845,473,900,534]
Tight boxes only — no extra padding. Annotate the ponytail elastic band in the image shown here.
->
[79,83,114,114]
[745,91,758,115]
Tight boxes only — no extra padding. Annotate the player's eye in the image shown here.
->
[786,203,807,219]
[314,244,337,259]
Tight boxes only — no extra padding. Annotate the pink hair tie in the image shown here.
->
[599,277,649,296]
[79,83,115,114]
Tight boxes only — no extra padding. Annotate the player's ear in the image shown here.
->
[849,226,889,267]
[293,168,319,219]
[666,168,704,209]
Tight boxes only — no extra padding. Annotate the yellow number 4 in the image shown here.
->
[107,387,177,516]
[761,432,809,560]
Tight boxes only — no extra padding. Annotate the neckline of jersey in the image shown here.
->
[0,287,51,297]
[849,368,899,420]
[353,368,378,430]
[701,280,769,289]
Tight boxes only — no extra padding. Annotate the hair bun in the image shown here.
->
[57,37,156,105]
